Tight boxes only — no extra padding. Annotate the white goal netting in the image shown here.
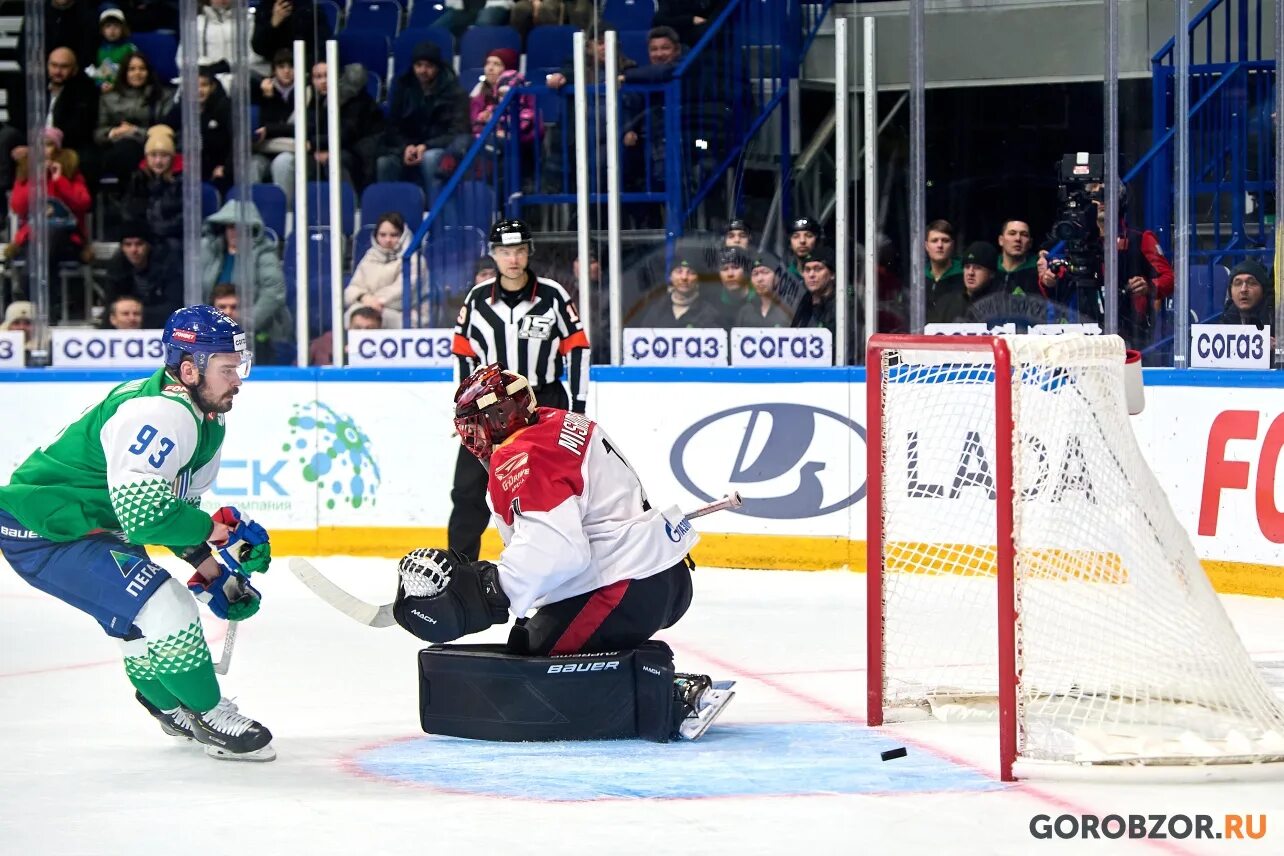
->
[872,334,1284,766]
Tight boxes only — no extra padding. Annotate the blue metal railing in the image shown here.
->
[401,0,833,326]
[1122,0,1274,347]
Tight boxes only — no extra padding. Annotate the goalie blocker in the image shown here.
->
[417,642,687,742]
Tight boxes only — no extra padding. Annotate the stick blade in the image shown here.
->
[288,557,398,628]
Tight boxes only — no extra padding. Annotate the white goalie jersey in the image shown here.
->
[485,408,699,618]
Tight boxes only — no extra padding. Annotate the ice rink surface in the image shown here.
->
[2,556,1283,856]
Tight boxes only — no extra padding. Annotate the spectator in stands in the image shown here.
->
[95,52,175,182]
[712,246,752,328]
[38,47,102,185]
[345,213,425,329]
[190,67,234,188]
[377,42,470,200]
[103,220,181,329]
[91,7,138,92]
[252,0,333,70]
[101,293,144,330]
[994,219,1037,295]
[209,281,240,321]
[640,258,722,328]
[737,252,793,328]
[792,246,837,339]
[176,0,269,91]
[786,216,821,278]
[304,60,385,190]
[510,0,595,39]
[252,49,299,206]
[925,218,962,303]
[725,218,751,249]
[200,200,294,363]
[655,0,729,47]
[117,0,179,33]
[117,124,184,255]
[470,49,538,146]
[0,300,37,365]
[6,128,93,309]
[929,241,1001,324]
[1220,259,1275,327]
[41,1,99,79]
[310,306,382,367]
[0,123,20,192]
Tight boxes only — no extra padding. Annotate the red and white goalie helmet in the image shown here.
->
[454,364,537,460]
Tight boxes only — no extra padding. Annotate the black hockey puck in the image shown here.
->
[880,747,907,761]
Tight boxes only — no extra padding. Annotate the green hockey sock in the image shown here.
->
[123,653,181,711]
[148,622,221,714]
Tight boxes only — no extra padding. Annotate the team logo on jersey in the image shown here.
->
[518,315,555,340]
[494,451,530,492]
[671,404,867,519]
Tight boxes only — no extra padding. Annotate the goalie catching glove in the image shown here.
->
[209,506,271,575]
[188,566,262,621]
[393,548,510,643]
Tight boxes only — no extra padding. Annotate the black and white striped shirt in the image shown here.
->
[452,272,590,412]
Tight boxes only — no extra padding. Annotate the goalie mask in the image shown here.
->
[454,364,537,461]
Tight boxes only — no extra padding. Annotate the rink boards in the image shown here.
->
[0,365,1279,595]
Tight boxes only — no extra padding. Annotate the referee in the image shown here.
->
[448,218,591,561]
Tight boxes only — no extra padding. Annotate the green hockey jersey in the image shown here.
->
[0,368,224,553]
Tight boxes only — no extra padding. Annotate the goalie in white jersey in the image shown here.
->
[394,364,733,741]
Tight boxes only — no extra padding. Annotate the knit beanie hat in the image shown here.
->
[144,124,176,155]
[487,48,519,71]
[1228,259,1271,288]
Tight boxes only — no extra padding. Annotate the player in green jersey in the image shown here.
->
[0,305,276,761]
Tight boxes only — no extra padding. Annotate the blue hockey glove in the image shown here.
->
[210,506,271,575]
[188,567,262,621]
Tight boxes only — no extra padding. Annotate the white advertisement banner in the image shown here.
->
[924,322,1017,336]
[51,328,166,367]
[0,331,23,368]
[1190,324,1271,369]
[0,372,1279,568]
[730,327,831,366]
[623,328,728,366]
[1030,323,1102,336]
[346,329,454,366]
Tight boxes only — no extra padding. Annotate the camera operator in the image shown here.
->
[1036,154,1172,347]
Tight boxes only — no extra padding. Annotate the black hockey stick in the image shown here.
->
[288,492,744,628]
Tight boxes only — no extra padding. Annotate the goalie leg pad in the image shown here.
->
[417,641,678,742]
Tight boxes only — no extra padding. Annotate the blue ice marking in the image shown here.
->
[352,722,1003,799]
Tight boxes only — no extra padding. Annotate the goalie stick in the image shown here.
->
[288,492,745,628]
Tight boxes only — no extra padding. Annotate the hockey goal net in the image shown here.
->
[865,333,1284,780]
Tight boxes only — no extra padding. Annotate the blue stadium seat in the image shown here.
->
[351,224,375,271]
[618,30,649,66]
[525,25,578,73]
[227,184,288,241]
[458,66,484,89]
[360,181,426,230]
[344,0,402,37]
[459,26,521,76]
[393,27,455,78]
[200,182,221,219]
[304,181,358,234]
[602,0,655,32]
[445,180,496,232]
[337,31,392,92]
[131,31,179,81]
[284,230,337,339]
[407,1,447,30]
[316,0,341,34]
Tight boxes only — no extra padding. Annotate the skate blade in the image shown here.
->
[204,743,277,762]
[681,690,735,741]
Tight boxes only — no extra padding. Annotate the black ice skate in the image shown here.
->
[135,691,196,741]
[189,698,276,762]
[675,673,735,740]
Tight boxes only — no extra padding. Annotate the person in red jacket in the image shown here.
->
[6,127,93,315]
